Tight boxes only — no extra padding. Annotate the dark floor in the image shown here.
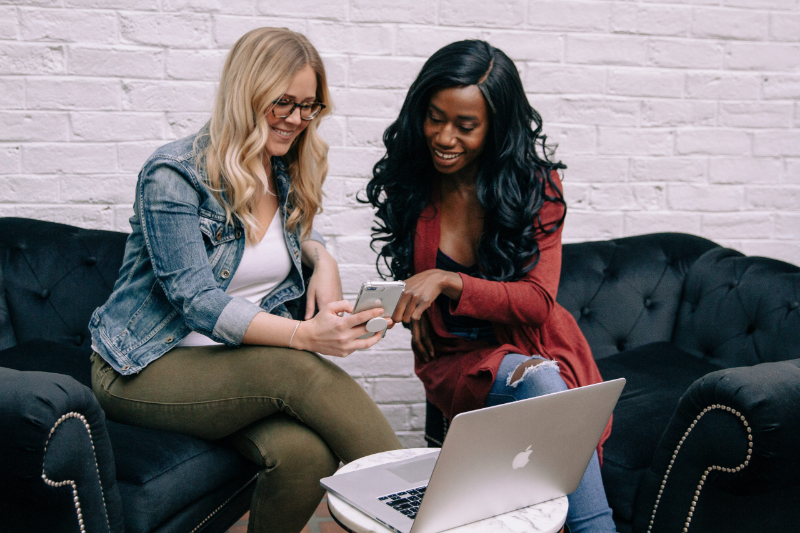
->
[225,496,347,533]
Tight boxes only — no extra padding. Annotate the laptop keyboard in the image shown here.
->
[378,486,427,519]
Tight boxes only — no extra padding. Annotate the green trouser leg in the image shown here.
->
[91,345,402,533]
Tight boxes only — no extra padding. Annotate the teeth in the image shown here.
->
[434,149,460,160]
[272,127,293,138]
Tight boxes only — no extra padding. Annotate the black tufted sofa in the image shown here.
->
[425,233,800,533]
[0,218,259,533]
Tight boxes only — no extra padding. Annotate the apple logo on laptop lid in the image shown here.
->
[512,445,532,469]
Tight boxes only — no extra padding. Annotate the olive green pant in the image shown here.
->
[91,346,402,533]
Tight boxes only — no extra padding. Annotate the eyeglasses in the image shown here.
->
[270,99,326,121]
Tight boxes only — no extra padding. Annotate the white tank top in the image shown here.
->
[178,210,292,347]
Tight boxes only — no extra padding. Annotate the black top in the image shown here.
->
[435,250,496,342]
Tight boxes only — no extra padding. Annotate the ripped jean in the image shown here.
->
[484,353,617,533]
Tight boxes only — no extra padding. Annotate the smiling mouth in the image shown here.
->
[271,126,294,139]
[433,149,462,160]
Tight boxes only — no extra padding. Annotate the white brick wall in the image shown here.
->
[1,0,799,446]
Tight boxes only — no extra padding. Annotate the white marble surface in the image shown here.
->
[327,448,568,533]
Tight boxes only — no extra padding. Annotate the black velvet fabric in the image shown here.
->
[595,343,723,524]
[0,339,92,386]
[558,233,718,359]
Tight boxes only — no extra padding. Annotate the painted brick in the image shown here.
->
[0,43,64,75]
[350,0,436,24]
[0,7,17,39]
[591,183,666,211]
[692,8,768,40]
[371,327,413,352]
[409,403,426,431]
[566,35,647,66]
[65,0,159,9]
[378,404,412,431]
[320,55,347,88]
[607,69,683,98]
[27,78,121,110]
[71,112,164,142]
[113,204,135,232]
[0,146,21,174]
[321,177,367,208]
[2,0,60,6]
[753,131,800,156]
[527,95,560,124]
[395,26,482,57]
[668,184,743,211]
[702,213,773,239]
[775,214,800,240]
[0,79,26,109]
[746,186,800,210]
[647,38,723,69]
[318,205,375,234]
[19,8,117,43]
[610,4,692,37]
[316,115,346,147]
[676,130,751,156]
[120,13,212,48]
[787,158,800,184]
[256,0,347,21]
[726,0,799,9]
[770,13,800,42]
[118,141,163,172]
[61,174,137,204]
[598,128,673,156]
[121,81,216,112]
[641,100,717,127]
[328,146,386,178]
[307,22,394,56]
[563,156,629,183]
[719,102,793,129]
[163,0,254,15]
[524,66,604,95]
[630,158,706,183]
[480,31,561,62]
[546,125,596,155]
[561,212,623,241]
[562,182,590,209]
[527,2,610,32]
[23,143,117,174]
[685,72,761,100]
[347,117,394,148]
[0,175,59,203]
[709,158,780,184]
[333,350,415,379]
[440,0,527,28]
[623,212,702,236]
[334,235,376,264]
[212,16,306,48]
[739,242,800,266]
[560,98,639,127]
[15,205,114,230]
[166,49,227,81]
[0,112,68,142]
[762,75,800,100]
[371,377,426,403]
[166,112,210,140]
[68,46,165,78]
[396,432,425,448]
[726,43,800,71]
[328,88,399,121]
[350,57,425,90]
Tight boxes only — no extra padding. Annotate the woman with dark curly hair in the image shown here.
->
[364,40,616,532]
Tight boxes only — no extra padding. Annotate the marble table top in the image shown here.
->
[326,448,568,533]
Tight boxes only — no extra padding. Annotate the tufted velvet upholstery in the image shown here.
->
[0,217,258,533]
[424,232,800,533]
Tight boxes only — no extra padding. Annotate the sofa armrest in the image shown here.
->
[0,367,123,533]
[633,360,800,533]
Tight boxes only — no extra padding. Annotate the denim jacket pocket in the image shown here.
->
[198,213,238,268]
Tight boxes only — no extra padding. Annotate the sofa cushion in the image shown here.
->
[0,340,92,387]
[107,420,256,533]
[673,247,800,368]
[596,342,723,523]
[558,233,718,360]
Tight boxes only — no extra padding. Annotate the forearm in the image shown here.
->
[242,311,299,347]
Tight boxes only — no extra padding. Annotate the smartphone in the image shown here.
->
[353,280,405,339]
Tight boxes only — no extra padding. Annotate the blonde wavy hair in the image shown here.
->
[196,27,331,242]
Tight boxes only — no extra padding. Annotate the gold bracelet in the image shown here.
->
[288,321,301,348]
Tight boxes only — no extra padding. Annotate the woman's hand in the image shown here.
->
[293,300,392,357]
[392,269,463,324]
[411,313,436,362]
[301,240,343,319]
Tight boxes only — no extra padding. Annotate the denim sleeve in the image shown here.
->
[137,160,262,344]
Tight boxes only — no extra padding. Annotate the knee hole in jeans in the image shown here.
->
[506,358,560,388]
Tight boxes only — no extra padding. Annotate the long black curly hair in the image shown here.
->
[363,40,566,282]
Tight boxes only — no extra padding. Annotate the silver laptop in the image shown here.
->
[321,378,625,533]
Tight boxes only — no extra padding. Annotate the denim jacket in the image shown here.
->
[89,130,322,375]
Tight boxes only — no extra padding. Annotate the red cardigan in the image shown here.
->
[412,172,612,461]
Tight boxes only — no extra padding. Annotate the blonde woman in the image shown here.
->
[89,28,401,533]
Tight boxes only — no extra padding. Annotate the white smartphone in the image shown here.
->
[353,280,406,339]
